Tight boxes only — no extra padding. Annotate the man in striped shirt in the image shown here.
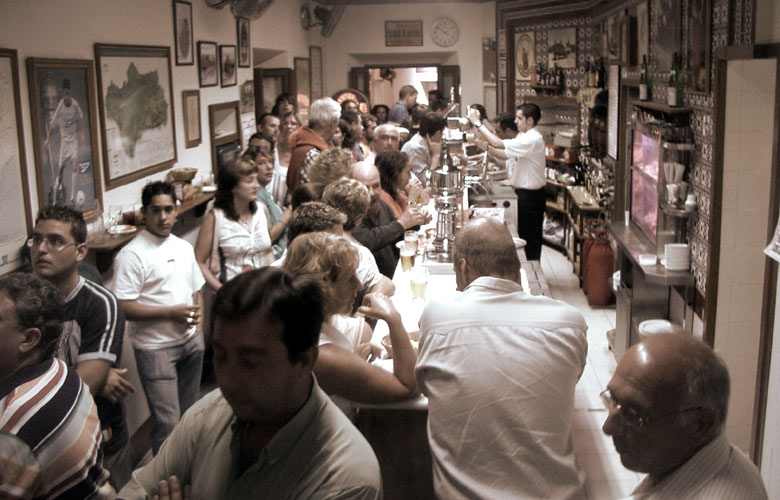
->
[30,206,132,490]
[0,273,112,498]
[602,333,768,499]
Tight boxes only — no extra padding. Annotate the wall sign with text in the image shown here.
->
[385,20,423,47]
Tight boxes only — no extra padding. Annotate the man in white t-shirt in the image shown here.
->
[112,181,206,454]
[470,103,546,259]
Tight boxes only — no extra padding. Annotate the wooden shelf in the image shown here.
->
[531,84,564,92]
[546,200,565,213]
[633,100,692,115]
[662,204,696,218]
[546,156,577,165]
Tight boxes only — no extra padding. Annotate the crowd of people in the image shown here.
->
[0,88,768,499]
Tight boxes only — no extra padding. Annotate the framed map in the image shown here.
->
[0,48,33,274]
[94,44,177,189]
[27,58,102,220]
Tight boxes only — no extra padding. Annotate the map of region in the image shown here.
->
[105,63,168,157]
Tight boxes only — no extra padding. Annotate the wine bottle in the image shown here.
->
[639,55,649,101]
[597,58,605,88]
[667,52,679,107]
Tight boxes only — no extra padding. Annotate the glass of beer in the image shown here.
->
[400,245,416,272]
[410,268,429,300]
[404,230,419,254]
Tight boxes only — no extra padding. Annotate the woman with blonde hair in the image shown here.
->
[283,232,418,408]
[195,159,273,290]
[305,147,354,186]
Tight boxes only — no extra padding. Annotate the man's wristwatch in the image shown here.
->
[474,121,482,128]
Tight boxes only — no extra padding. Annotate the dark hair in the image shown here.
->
[340,99,358,112]
[322,178,370,231]
[341,111,360,126]
[428,89,444,101]
[419,111,446,138]
[290,183,324,211]
[35,205,88,244]
[371,104,389,120]
[213,267,323,363]
[470,104,489,122]
[0,273,63,360]
[496,112,518,133]
[215,159,258,221]
[141,181,177,208]
[248,132,275,152]
[376,150,409,200]
[271,92,297,116]
[280,110,300,126]
[361,113,378,129]
[258,113,277,128]
[335,120,350,148]
[430,99,448,113]
[517,103,542,127]
[287,201,347,243]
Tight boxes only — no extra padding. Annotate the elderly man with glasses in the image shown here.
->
[602,333,768,499]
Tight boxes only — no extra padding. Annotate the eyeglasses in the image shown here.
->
[600,388,703,428]
[26,234,78,251]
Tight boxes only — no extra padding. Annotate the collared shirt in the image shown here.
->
[401,133,431,185]
[416,276,588,500]
[624,434,768,499]
[119,378,381,500]
[270,148,288,205]
[388,101,409,124]
[503,127,546,190]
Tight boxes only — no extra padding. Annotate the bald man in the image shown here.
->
[351,161,428,278]
[415,217,588,500]
[602,334,768,499]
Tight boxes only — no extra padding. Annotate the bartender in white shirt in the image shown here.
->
[468,103,546,260]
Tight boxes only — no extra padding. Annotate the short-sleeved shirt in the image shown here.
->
[112,229,205,350]
[401,133,432,185]
[503,127,546,190]
[59,277,128,455]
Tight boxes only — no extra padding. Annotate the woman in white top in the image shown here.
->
[195,159,273,290]
[283,232,419,405]
[271,111,300,205]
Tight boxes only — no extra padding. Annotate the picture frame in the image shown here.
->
[498,56,507,81]
[547,27,576,69]
[651,0,681,72]
[294,57,311,116]
[636,1,649,63]
[309,46,323,101]
[94,44,177,189]
[220,45,237,88]
[173,0,194,65]
[514,31,534,81]
[385,20,423,47]
[26,57,102,220]
[606,15,619,61]
[209,100,241,173]
[181,89,201,148]
[239,80,254,115]
[482,37,497,83]
[686,0,711,93]
[198,41,218,87]
[0,48,34,273]
[236,17,250,68]
[620,15,637,66]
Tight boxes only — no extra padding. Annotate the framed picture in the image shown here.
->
[209,100,241,173]
[483,85,496,116]
[294,57,310,115]
[385,20,423,47]
[26,57,102,220]
[309,46,323,101]
[197,41,218,87]
[514,31,534,81]
[547,27,576,69]
[620,15,637,66]
[636,1,649,63]
[0,48,34,273]
[687,0,711,92]
[173,0,194,65]
[236,17,250,68]
[482,37,497,83]
[94,44,177,189]
[651,0,681,72]
[220,45,237,88]
[181,90,201,148]
[498,56,507,81]
[239,80,254,115]
[606,15,619,61]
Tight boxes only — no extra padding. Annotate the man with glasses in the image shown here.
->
[28,205,133,490]
[602,333,767,499]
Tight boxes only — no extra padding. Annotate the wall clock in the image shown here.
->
[431,18,459,47]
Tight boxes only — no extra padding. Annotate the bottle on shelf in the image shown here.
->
[597,57,605,88]
[667,52,680,107]
[639,55,650,101]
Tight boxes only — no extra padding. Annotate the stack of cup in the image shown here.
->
[664,243,690,271]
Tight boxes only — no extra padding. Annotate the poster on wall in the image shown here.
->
[636,1,649,63]
[94,44,177,189]
[0,48,33,273]
[686,0,711,92]
[547,27,576,69]
[514,31,534,81]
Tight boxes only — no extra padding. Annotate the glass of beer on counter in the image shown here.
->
[410,267,429,300]
[400,244,416,272]
[404,230,419,254]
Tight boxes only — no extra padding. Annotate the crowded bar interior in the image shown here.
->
[1,0,780,498]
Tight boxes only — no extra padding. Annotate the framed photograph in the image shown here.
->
[606,16,619,61]
[498,56,507,81]
[236,17,250,68]
[547,27,576,69]
[181,90,201,148]
[651,0,681,72]
[220,45,237,88]
[514,31,534,81]
[687,0,711,92]
[294,57,311,115]
[636,1,649,63]
[94,44,177,189]
[239,80,254,115]
[0,48,34,273]
[482,37,497,83]
[309,46,323,101]
[385,20,423,47]
[27,57,102,220]
[198,41,218,87]
[173,0,194,65]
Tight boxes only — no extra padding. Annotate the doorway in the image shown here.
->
[350,65,461,111]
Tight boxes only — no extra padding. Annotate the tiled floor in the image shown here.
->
[538,247,643,499]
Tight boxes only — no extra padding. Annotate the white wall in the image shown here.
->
[755,0,780,44]
[762,275,780,498]
[312,2,496,112]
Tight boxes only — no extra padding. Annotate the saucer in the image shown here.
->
[108,224,136,235]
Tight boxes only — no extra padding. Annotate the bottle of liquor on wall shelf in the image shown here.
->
[639,55,650,101]
[597,58,605,88]
[667,52,680,107]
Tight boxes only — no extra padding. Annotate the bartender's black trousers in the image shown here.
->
[516,187,545,260]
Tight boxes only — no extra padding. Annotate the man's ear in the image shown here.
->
[689,408,718,443]
[75,242,88,263]
[19,328,42,354]
[297,345,318,373]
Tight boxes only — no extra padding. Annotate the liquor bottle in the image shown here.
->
[588,58,596,87]
[639,55,649,101]
[597,58,605,88]
[667,52,679,107]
